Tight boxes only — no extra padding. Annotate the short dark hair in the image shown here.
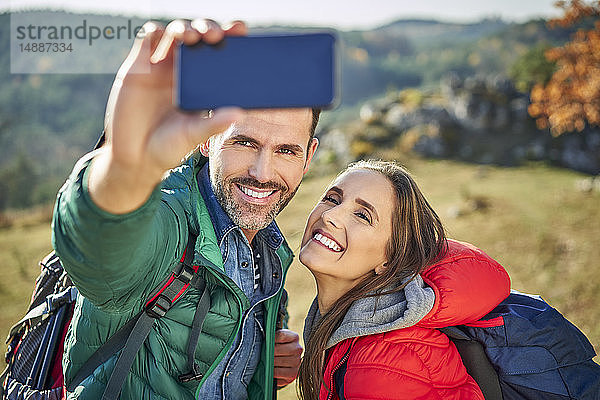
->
[310,108,321,140]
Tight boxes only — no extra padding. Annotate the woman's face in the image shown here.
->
[299,169,395,287]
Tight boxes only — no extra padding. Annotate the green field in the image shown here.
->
[1,158,598,399]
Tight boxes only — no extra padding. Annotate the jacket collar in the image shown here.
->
[304,275,435,349]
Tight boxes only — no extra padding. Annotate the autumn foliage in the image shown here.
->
[528,0,600,136]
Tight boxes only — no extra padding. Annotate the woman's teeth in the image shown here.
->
[240,186,274,199]
[314,233,342,252]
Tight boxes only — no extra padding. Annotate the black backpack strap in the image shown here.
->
[178,276,210,383]
[101,312,156,400]
[68,231,203,399]
[440,326,503,400]
[67,309,145,391]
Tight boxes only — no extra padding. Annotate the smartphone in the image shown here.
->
[175,32,338,110]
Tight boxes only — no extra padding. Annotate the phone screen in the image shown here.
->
[175,33,338,110]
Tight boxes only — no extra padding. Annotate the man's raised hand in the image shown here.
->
[89,19,246,214]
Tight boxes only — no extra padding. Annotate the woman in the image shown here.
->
[297,160,511,400]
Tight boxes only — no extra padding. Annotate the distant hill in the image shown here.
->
[0,10,588,210]
[373,18,509,45]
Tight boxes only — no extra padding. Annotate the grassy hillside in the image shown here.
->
[1,158,598,399]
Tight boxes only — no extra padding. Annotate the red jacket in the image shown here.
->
[319,240,511,400]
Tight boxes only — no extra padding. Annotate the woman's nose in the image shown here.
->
[321,207,340,228]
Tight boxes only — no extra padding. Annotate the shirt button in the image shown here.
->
[241,261,248,268]
[272,272,279,279]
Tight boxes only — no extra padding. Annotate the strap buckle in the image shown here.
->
[174,262,195,283]
[178,364,203,383]
[146,294,172,318]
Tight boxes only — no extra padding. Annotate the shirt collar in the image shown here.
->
[197,163,284,249]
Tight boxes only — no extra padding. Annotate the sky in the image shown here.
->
[3,0,563,30]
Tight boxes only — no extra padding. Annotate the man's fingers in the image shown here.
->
[274,329,301,345]
[149,18,242,64]
[191,19,225,44]
[137,21,165,54]
[274,355,302,368]
[274,341,303,357]
[275,378,290,388]
[274,368,297,387]
[151,19,186,63]
[223,20,248,36]
[273,330,302,387]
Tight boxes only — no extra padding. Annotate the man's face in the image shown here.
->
[209,108,318,231]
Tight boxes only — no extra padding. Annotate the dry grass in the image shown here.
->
[1,159,598,400]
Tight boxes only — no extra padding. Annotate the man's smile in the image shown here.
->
[235,183,279,204]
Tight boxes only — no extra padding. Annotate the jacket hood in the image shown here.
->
[303,275,435,349]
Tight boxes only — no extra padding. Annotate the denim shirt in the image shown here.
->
[196,164,284,399]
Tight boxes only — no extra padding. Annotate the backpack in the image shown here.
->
[332,290,600,400]
[441,290,600,400]
[1,252,75,400]
[1,231,210,400]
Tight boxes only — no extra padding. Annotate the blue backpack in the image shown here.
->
[441,290,600,399]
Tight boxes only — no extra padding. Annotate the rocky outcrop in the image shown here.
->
[316,74,600,175]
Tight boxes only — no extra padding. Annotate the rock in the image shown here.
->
[359,104,382,124]
[319,128,353,166]
[318,74,600,175]
[575,177,594,192]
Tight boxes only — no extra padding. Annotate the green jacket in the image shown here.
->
[52,153,294,400]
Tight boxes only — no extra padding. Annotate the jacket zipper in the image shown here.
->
[258,247,290,400]
[193,249,290,400]
[326,346,353,400]
[194,261,246,399]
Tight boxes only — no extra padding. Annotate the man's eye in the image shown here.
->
[322,195,339,205]
[236,141,253,147]
[278,148,296,155]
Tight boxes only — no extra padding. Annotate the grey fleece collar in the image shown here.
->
[303,275,435,349]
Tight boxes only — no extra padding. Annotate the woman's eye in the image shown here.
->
[355,211,371,223]
[322,195,339,205]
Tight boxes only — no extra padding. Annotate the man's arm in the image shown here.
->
[52,19,245,310]
[89,19,243,214]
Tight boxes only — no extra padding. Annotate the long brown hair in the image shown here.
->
[297,160,447,400]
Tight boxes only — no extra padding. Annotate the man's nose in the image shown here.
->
[248,150,276,183]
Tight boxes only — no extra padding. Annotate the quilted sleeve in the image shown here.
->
[418,240,511,328]
[52,153,188,312]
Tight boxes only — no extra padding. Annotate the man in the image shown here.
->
[52,19,319,399]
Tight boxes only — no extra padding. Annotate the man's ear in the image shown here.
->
[199,139,210,157]
[303,138,319,174]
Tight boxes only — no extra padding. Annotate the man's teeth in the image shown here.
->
[314,233,342,252]
[240,186,274,199]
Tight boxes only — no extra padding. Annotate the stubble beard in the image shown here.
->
[211,170,299,231]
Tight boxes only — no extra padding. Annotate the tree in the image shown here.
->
[528,0,600,136]
[0,153,38,210]
[510,44,556,93]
